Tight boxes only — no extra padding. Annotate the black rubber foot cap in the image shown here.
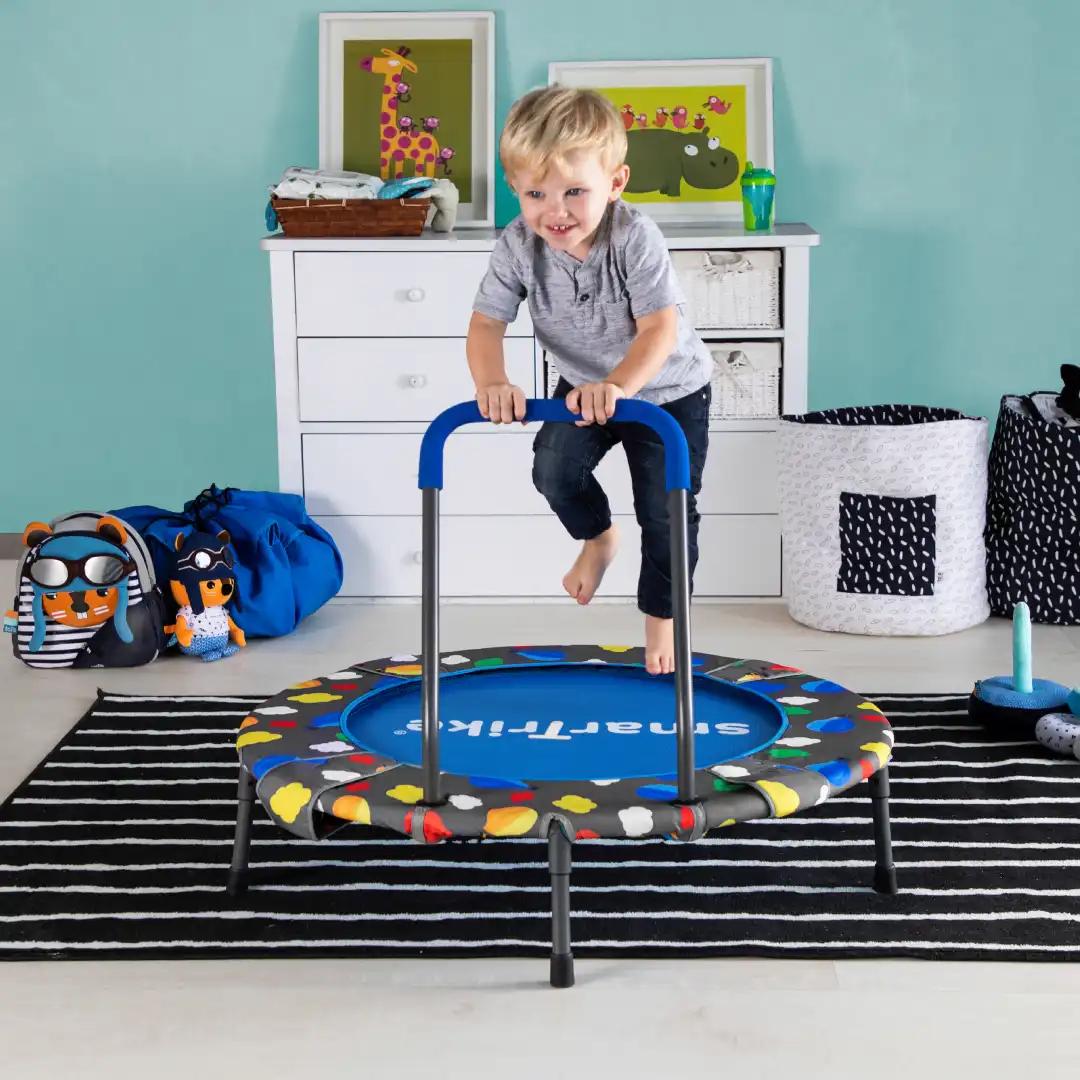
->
[550,952,575,988]
[874,864,898,895]
[225,874,247,899]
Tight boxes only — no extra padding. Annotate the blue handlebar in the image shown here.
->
[418,399,692,491]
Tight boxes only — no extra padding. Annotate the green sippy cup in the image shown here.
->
[740,161,776,231]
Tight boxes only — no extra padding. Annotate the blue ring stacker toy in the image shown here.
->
[226,399,898,988]
[967,600,1070,731]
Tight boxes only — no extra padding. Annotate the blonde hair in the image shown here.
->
[500,85,628,179]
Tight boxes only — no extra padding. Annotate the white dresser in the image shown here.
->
[261,223,819,599]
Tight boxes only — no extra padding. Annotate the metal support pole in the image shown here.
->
[548,822,575,988]
[668,488,695,804]
[421,487,442,807]
[225,766,256,898]
[868,766,898,895]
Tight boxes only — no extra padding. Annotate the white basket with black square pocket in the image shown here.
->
[778,405,990,635]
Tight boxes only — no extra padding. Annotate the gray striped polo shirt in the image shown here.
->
[473,199,712,406]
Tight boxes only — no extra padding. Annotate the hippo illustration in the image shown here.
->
[625,127,740,197]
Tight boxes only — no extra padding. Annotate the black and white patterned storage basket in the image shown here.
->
[779,405,990,635]
[986,394,1080,624]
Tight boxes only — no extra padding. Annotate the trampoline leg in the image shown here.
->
[226,766,256,899]
[548,824,575,988]
[868,766,898,895]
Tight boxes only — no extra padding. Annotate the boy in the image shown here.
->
[467,86,713,675]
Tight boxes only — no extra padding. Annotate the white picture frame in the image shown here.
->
[319,11,495,228]
[548,57,774,225]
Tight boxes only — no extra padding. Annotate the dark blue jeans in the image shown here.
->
[532,379,711,618]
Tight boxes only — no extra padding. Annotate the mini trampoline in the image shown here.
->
[227,399,897,987]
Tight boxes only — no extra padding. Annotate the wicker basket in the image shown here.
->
[545,358,560,398]
[270,194,429,237]
[708,341,781,420]
[545,341,781,421]
[671,249,781,329]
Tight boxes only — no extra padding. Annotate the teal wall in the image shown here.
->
[2,0,1077,532]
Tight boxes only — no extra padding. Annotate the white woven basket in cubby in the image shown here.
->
[545,360,560,398]
[544,341,781,421]
[708,341,781,420]
[671,249,781,329]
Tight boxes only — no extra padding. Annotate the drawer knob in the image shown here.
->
[406,287,426,303]
[411,551,423,565]
[407,374,428,389]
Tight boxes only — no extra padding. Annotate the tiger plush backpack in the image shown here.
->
[6,512,167,669]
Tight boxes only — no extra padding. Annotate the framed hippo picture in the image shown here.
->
[319,11,496,227]
[548,57,774,224]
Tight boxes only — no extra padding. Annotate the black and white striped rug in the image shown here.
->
[2,691,1080,961]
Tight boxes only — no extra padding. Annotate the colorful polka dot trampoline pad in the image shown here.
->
[236,646,894,842]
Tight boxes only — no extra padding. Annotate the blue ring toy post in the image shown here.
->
[417,398,697,810]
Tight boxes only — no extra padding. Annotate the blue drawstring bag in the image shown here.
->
[112,486,343,638]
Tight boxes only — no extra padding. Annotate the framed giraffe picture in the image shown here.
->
[319,11,495,228]
[548,58,774,225]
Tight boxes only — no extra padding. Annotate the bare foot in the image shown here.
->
[562,525,620,605]
[645,615,675,675]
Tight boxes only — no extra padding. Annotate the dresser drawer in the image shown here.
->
[304,430,777,516]
[315,513,780,597]
[708,431,778,512]
[298,338,536,422]
[305,431,542,515]
[294,252,534,338]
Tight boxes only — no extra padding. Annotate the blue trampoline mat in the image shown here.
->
[339,663,787,782]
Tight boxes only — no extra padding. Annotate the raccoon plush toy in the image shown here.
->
[164,530,246,661]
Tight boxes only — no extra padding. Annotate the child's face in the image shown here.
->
[510,149,629,259]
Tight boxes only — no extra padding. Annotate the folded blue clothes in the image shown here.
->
[378,176,435,199]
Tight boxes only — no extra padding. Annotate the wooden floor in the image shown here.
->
[2,574,1078,1078]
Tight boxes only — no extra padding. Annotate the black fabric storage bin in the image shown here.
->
[986,393,1080,623]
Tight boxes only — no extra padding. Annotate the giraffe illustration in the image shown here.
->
[359,46,444,180]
